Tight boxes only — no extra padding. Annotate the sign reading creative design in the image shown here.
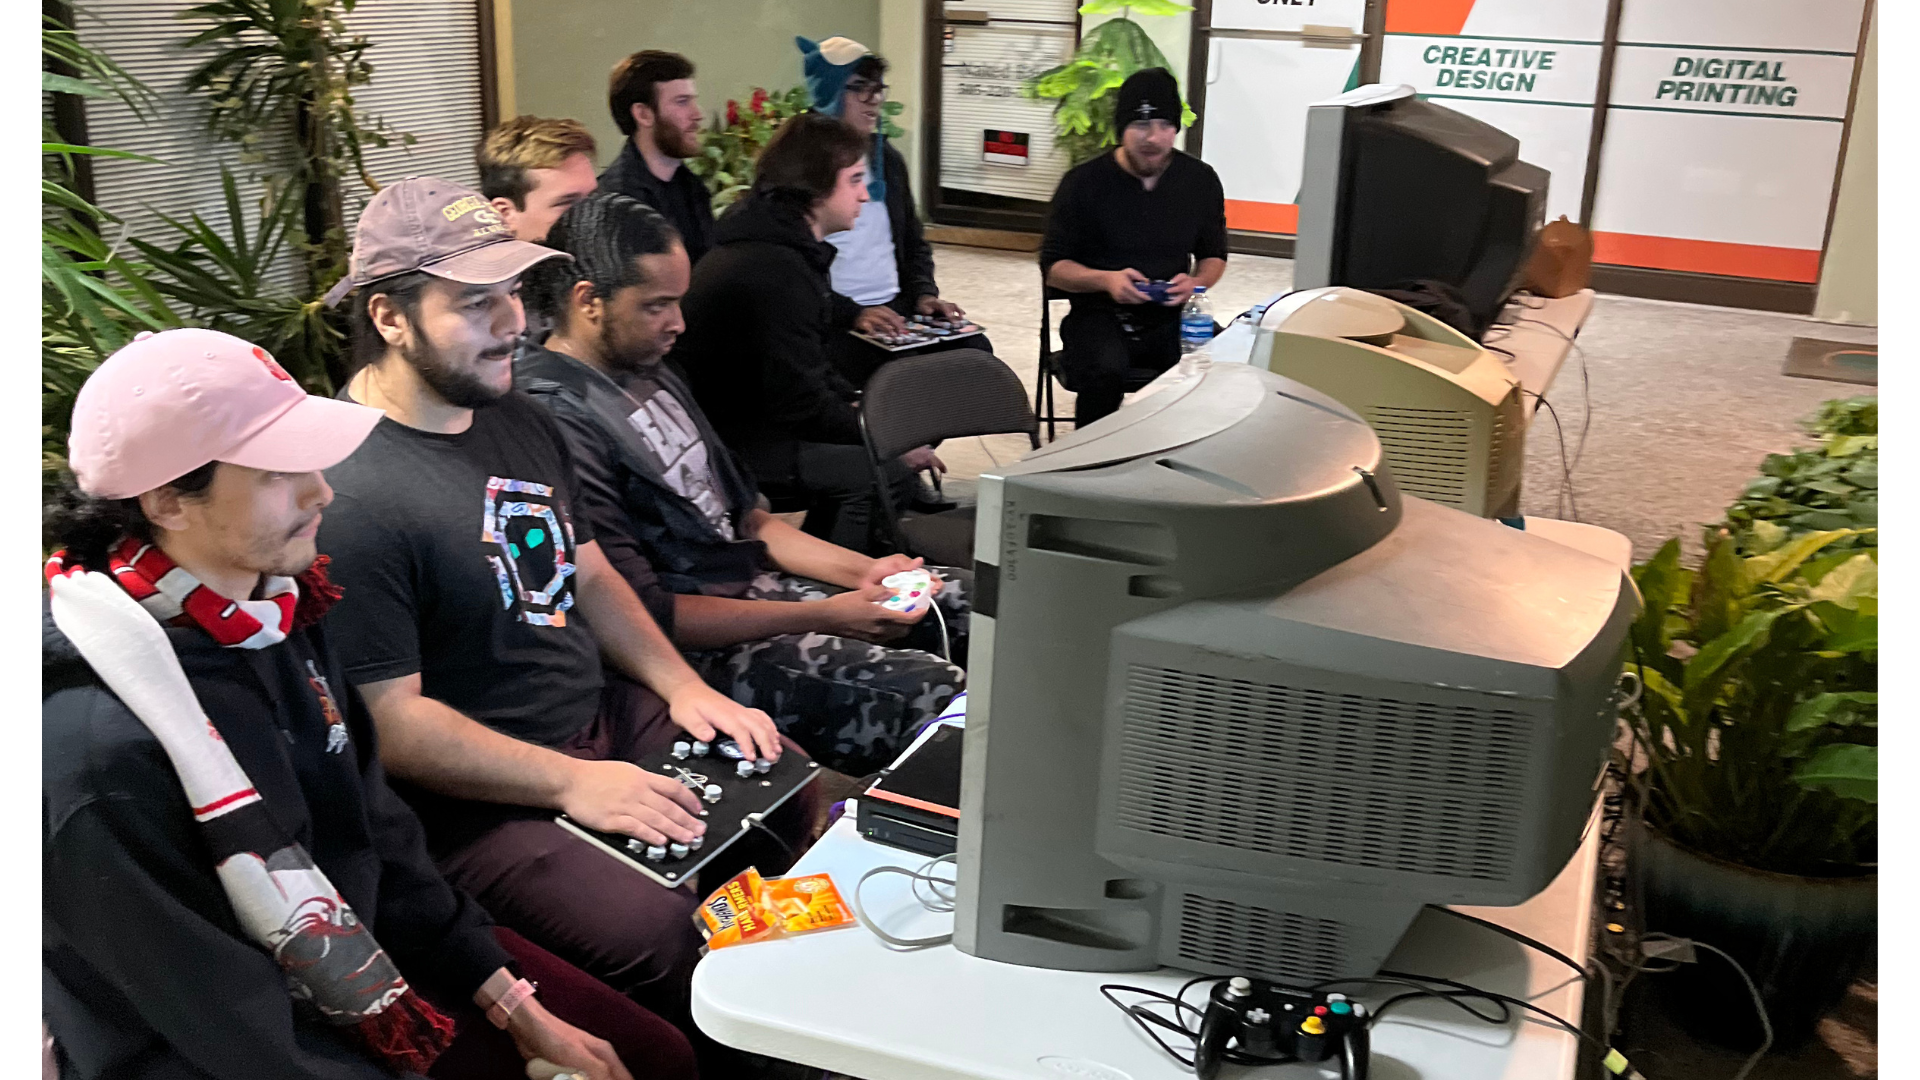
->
[1382,36,1600,103]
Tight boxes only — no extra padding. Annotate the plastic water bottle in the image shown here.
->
[1178,286,1214,377]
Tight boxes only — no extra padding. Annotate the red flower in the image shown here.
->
[750,88,769,115]
[726,100,740,127]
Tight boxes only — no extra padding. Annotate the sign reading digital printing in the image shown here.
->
[1607,47,1856,120]
[1379,35,1603,104]
[983,129,1030,166]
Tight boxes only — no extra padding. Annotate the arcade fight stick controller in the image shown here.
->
[556,736,820,888]
[1194,976,1370,1080]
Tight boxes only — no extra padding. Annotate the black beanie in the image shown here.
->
[1114,67,1182,131]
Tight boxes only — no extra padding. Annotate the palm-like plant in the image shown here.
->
[178,0,409,286]
[1022,0,1197,166]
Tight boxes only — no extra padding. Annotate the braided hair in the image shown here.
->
[524,191,682,331]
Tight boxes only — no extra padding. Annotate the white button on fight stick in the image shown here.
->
[669,842,689,859]
[688,834,704,850]
[754,758,772,774]
[671,741,691,760]
[644,845,666,862]
[737,759,757,778]
[691,740,710,757]
[703,783,723,804]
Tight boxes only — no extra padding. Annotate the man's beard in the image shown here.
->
[656,121,700,159]
[1121,143,1172,178]
[599,320,668,375]
[403,333,509,409]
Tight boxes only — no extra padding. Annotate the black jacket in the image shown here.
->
[43,599,510,1079]
[516,344,771,620]
[675,194,866,474]
[597,138,717,265]
[872,140,938,306]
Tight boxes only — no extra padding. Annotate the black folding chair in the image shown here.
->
[1036,277,1175,442]
[861,348,1040,569]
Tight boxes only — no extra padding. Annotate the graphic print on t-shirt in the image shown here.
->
[480,475,578,626]
[625,390,737,540]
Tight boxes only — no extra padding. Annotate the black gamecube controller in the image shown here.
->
[1193,976,1369,1080]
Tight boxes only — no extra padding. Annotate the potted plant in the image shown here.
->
[1622,399,1877,1049]
[1021,0,1197,166]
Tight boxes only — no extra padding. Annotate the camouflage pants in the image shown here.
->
[685,568,970,775]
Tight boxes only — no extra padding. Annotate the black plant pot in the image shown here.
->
[1634,825,1876,1051]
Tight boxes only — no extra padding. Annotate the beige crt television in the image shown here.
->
[1250,287,1525,518]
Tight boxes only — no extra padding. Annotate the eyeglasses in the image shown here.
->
[846,80,889,103]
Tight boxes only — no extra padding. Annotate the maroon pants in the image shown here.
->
[424,675,812,1073]
[429,927,695,1080]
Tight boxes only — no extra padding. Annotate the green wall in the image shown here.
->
[508,0,882,168]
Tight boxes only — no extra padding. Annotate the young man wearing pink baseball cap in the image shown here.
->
[315,176,806,1069]
[43,328,693,1080]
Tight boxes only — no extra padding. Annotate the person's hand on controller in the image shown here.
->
[1106,268,1151,305]
[558,758,707,847]
[855,305,910,337]
[860,553,942,595]
[817,585,922,641]
[901,446,946,474]
[916,295,967,323]
[1162,272,1199,306]
[666,680,782,763]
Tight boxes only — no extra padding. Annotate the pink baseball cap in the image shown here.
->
[322,175,570,306]
[68,328,385,500]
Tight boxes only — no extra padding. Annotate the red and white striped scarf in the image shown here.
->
[45,537,309,649]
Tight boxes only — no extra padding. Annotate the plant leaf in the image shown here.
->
[1793,743,1876,803]
[1681,608,1782,717]
[1785,692,1877,733]
[1805,554,1876,609]
[1742,528,1853,585]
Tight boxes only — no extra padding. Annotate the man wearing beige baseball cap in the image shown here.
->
[315,176,809,1069]
[43,328,693,1080]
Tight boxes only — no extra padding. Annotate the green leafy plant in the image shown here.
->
[43,14,183,493]
[178,0,410,289]
[1625,520,1876,876]
[129,170,343,394]
[1021,1,1197,166]
[687,86,907,214]
[687,86,813,213]
[1722,396,1877,558]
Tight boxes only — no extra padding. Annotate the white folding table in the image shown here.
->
[693,789,1602,1080]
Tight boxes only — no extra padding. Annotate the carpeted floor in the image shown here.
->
[923,244,1878,563]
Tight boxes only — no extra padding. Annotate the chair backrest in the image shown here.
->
[862,348,1039,460]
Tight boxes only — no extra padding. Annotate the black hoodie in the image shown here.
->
[43,598,509,1079]
[673,194,867,481]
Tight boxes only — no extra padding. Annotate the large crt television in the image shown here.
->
[953,364,1632,985]
[1293,84,1549,339]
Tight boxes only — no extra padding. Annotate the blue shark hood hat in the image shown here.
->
[796,34,887,203]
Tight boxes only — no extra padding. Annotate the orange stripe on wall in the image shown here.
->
[1591,232,1821,283]
[1383,0,1477,35]
[1226,200,1298,235]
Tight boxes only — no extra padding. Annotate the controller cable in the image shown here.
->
[1100,969,1646,1077]
[850,852,957,949]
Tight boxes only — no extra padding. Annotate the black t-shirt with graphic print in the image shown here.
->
[611,369,736,541]
[317,390,602,748]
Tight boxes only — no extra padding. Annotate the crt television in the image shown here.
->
[1293,84,1549,339]
[1251,287,1526,518]
[954,364,1632,986]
